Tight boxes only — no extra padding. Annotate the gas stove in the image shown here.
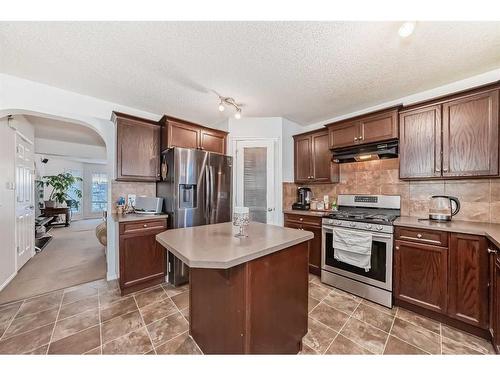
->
[321,194,401,307]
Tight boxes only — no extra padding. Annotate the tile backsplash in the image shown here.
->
[283,158,500,223]
[111,181,156,212]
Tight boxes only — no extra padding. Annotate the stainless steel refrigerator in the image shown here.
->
[157,147,232,286]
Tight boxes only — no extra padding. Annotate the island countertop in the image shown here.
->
[156,221,313,269]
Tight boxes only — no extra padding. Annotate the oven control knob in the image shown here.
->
[349,222,356,227]
[327,219,334,225]
[376,225,383,231]
[335,220,342,226]
[366,224,372,229]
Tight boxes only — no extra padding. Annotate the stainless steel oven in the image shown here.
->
[321,221,394,307]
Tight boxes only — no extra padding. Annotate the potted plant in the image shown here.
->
[37,173,83,208]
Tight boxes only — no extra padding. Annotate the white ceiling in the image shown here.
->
[27,115,106,146]
[1,22,500,126]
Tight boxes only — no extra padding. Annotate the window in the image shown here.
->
[91,173,108,213]
[67,169,82,214]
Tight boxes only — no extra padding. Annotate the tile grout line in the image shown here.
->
[45,293,64,354]
[159,283,203,354]
[322,297,363,354]
[132,294,157,355]
[0,300,24,341]
[380,309,397,354]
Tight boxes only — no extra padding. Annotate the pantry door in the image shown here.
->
[15,134,35,270]
[235,139,276,224]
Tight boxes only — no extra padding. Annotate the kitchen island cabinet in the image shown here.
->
[156,221,312,354]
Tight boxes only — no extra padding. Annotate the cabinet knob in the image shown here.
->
[416,233,422,238]
[488,248,498,254]
[354,137,358,141]
[395,246,400,250]
[299,218,303,221]
[143,224,148,228]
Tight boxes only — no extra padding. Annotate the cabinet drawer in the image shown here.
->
[120,219,167,235]
[395,226,448,247]
[284,214,322,227]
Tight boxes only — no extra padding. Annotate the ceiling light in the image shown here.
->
[217,95,243,118]
[398,22,416,38]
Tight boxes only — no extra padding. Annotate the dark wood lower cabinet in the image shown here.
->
[490,244,500,353]
[394,226,494,340]
[394,240,448,313]
[119,218,167,295]
[284,213,322,275]
[448,233,489,329]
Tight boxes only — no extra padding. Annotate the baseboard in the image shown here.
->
[106,273,118,281]
[0,272,17,292]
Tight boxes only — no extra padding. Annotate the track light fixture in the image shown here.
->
[217,96,243,119]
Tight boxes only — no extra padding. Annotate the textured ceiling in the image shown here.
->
[28,115,105,146]
[1,22,500,126]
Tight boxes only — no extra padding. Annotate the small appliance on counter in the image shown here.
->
[292,187,312,210]
[133,196,163,215]
[428,195,460,221]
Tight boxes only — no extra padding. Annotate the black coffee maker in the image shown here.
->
[292,187,312,210]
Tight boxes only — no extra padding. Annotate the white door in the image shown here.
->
[235,139,276,224]
[15,134,35,270]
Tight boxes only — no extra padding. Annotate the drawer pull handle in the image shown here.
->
[416,233,422,238]
[488,248,498,254]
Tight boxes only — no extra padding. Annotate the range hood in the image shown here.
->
[332,140,398,163]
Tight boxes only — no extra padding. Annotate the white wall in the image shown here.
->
[282,118,302,182]
[0,117,16,290]
[35,138,106,161]
[0,73,162,281]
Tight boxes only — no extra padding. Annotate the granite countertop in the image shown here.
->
[156,221,313,269]
[111,213,169,223]
[283,209,331,217]
[395,216,500,248]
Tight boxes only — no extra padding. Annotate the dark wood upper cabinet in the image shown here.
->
[327,108,399,149]
[293,129,338,184]
[442,89,499,177]
[399,85,500,180]
[160,115,228,154]
[448,233,489,329]
[113,112,160,182]
[200,128,226,154]
[329,121,360,149]
[399,105,442,179]
[394,239,448,314]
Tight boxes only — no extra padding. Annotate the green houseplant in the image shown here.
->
[38,173,83,208]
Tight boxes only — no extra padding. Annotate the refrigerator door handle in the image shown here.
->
[205,165,210,223]
[209,165,215,224]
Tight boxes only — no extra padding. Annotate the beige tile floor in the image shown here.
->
[0,274,495,355]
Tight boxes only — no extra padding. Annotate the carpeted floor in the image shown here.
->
[0,219,106,304]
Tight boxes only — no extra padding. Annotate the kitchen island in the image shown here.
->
[156,221,313,354]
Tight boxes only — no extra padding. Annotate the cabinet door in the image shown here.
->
[394,240,448,313]
[328,121,360,149]
[494,255,500,351]
[442,90,499,177]
[399,105,442,179]
[359,109,398,145]
[119,230,166,293]
[168,120,200,150]
[117,118,160,181]
[448,233,489,328]
[301,224,322,276]
[311,130,332,182]
[294,135,312,183]
[200,128,226,154]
